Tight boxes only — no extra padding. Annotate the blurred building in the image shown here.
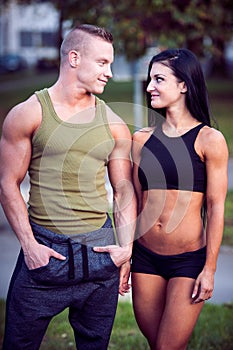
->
[0,0,140,77]
[0,0,60,67]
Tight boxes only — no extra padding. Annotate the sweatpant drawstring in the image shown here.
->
[81,244,89,280]
[67,239,75,279]
[67,239,89,281]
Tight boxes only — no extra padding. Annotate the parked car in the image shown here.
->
[225,39,233,77]
[0,54,27,73]
[36,57,59,71]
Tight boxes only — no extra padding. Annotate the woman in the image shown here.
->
[131,49,228,349]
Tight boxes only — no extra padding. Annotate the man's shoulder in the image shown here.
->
[3,93,42,133]
[102,104,124,124]
[9,93,40,115]
[100,103,131,139]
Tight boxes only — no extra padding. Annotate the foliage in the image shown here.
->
[207,78,233,155]
[57,0,233,67]
[1,300,233,349]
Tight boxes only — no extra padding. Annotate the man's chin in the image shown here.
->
[94,87,105,95]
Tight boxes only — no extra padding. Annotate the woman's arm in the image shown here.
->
[132,129,153,214]
[192,127,228,303]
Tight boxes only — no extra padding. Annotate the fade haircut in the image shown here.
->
[60,24,113,61]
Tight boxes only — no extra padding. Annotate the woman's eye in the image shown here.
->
[156,77,163,83]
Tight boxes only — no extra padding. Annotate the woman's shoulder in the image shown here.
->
[133,127,155,144]
[132,127,155,161]
[199,125,226,144]
[198,125,228,159]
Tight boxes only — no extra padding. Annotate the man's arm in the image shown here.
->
[109,124,136,248]
[93,111,137,294]
[0,97,66,269]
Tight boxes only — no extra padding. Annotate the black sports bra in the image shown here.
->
[138,123,207,193]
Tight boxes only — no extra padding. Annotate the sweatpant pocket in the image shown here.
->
[86,247,119,281]
[28,240,83,286]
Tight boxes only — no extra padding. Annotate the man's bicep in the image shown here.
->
[0,114,32,183]
[108,133,132,189]
[108,156,132,194]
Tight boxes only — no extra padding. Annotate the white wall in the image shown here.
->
[0,0,59,65]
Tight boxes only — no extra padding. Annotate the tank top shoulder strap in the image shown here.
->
[35,88,59,126]
[35,88,47,102]
[35,88,52,113]
[182,123,206,142]
[95,96,109,125]
[95,97,114,143]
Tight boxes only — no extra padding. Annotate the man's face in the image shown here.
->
[77,37,114,95]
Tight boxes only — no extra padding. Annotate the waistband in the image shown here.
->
[134,240,206,259]
[29,214,114,244]
[29,215,115,280]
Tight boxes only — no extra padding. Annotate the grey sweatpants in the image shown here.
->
[3,216,120,350]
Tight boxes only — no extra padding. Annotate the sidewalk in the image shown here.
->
[0,160,233,303]
[228,157,233,189]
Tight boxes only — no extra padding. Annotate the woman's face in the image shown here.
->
[147,62,186,109]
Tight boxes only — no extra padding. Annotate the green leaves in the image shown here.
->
[8,0,233,69]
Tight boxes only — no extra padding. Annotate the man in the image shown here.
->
[0,24,136,350]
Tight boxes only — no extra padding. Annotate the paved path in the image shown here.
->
[228,157,233,189]
[0,160,233,303]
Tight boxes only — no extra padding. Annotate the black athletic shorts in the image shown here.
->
[131,240,206,280]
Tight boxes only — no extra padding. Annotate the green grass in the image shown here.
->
[0,70,57,108]
[0,300,232,349]
[206,78,233,155]
[187,303,233,350]
[0,72,233,154]
[223,190,233,246]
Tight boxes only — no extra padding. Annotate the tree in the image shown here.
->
[115,0,233,75]
[3,0,232,73]
[57,0,233,75]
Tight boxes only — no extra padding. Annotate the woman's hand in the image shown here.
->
[119,260,131,296]
[192,268,214,303]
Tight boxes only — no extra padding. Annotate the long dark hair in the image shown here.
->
[146,48,211,128]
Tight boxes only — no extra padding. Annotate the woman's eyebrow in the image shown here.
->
[151,73,167,78]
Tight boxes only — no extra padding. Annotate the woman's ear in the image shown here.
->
[180,81,187,94]
[69,50,80,68]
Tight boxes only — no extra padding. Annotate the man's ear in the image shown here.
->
[69,50,80,68]
[180,81,187,94]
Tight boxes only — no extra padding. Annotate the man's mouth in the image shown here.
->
[98,79,108,84]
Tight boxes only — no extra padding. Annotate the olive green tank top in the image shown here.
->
[28,88,115,235]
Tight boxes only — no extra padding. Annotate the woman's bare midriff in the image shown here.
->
[136,189,206,255]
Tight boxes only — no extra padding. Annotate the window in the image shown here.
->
[20,31,57,48]
[20,31,33,47]
[41,32,57,47]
